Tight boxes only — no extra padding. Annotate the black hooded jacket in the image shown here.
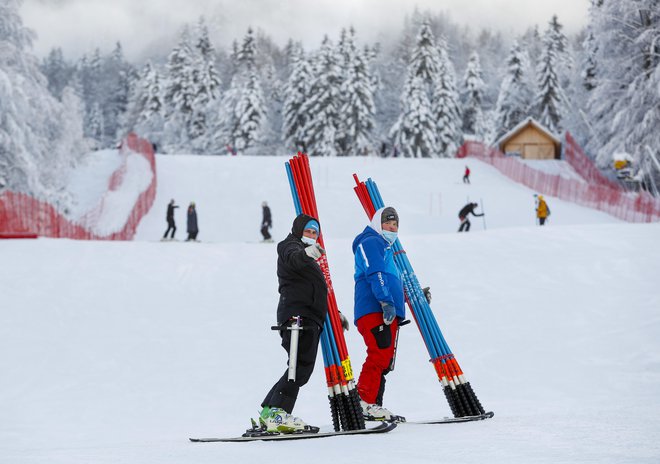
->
[276,214,328,328]
[458,203,483,220]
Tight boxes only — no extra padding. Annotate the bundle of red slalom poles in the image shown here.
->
[285,153,365,431]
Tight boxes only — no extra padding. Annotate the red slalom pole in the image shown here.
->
[286,153,364,431]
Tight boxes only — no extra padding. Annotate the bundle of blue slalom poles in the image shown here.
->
[353,174,488,418]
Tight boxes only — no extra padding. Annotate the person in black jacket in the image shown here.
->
[457,202,484,232]
[185,202,198,241]
[259,214,328,433]
[261,201,272,242]
[162,199,178,240]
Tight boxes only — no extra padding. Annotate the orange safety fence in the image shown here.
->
[456,133,660,223]
[0,133,157,240]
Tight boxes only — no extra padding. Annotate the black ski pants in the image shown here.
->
[262,319,321,413]
[163,219,176,238]
[261,225,272,240]
[458,218,471,232]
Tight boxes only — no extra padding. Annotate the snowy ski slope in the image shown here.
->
[2,155,659,464]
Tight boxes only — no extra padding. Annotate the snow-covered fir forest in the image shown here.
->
[1,0,659,208]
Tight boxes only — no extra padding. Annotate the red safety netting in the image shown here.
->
[0,133,157,240]
[456,133,660,223]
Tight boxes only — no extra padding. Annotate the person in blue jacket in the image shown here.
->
[352,206,406,421]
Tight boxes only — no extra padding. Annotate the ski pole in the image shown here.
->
[389,319,411,371]
[287,316,303,382]
[480,198,487,230]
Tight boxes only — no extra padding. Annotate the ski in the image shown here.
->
[367,411,494,425]
[189,421,396,442]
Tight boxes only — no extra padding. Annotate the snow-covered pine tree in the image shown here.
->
[461,51,487,140]
[0,0,86,206]
[534,30,565,134]
[207,75,241,155]
[494,40,534,140]
[585,0,660,171]
[122,62,165,147]
[581,30,598,92]
[103,42,135,147]
[282,45,313,153]
[41,47,75,100]
[390,74,438,158]
[231,70,266,155]
[254,31,286,155]
[390,21,441,157]
[78,49,104,144]
[238,27,257,71]
[407,21,441,86]
[432,36,462,157]
[299,36,342,157]
[520,26,543,70]
[338,27,376,156]
[189,18,222,150]
[546,15,573,86]
[163,27,196,151]
[219,27,268,155]
[87,102,105,144]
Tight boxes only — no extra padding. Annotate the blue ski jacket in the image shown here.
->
[352,211,405,324]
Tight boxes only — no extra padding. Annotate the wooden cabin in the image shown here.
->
[495,118,561,160]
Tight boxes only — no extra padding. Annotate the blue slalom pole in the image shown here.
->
[357,175,489,417]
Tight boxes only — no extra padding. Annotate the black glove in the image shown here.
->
[422,287,432,304]
[338,311,350,331]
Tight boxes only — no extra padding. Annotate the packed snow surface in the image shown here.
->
[2,155,659,463]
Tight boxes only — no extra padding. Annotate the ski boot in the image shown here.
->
[259,407,319,434]
[360,400,406,423]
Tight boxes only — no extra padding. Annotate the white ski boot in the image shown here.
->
[360,400,406,423]
[259,407,314,433]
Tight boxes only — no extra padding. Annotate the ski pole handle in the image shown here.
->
[287,316,304,382]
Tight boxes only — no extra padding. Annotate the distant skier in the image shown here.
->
[259,214,329,433]
[162,199,178,240]
[261,201,273,242]
[458,202,484,232]
[463,165,471,184]
[186,202,199,241]
[536,195,550,226]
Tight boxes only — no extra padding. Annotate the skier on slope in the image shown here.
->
[259,214,342,433]
[352,206,430,422]
[463,165,471,184]
[457,202,484,232]
[162,199,178,240]
[261,201,273,242]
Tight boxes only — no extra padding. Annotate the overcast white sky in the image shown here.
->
[21,0,590,62]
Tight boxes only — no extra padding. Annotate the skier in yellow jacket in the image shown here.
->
[536,195,550,226]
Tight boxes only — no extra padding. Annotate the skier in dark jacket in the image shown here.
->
[186,202,198,241]
[261,201,272,242]
[457,202,484,232]
[162,199,178,240]
[259,213,328,433]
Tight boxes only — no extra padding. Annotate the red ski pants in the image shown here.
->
[356,312,399,405]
